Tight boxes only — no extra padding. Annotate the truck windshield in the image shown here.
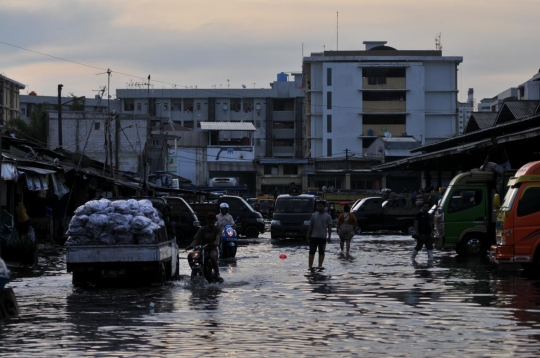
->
[501,187,519,211]
[275,197,315,213]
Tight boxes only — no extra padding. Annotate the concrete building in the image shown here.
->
[302,40,463,190]
[20,93,121,124]
[48,111,148,173]
[0,74,25,124]
[478,69,540,112]
[116,73,305,194]
[458,88,475,135]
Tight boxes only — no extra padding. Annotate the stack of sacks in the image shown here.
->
[65,198,164,245]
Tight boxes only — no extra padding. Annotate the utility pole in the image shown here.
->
[57,84,63,148]
[143,74,151,195]
[345,148,349,172]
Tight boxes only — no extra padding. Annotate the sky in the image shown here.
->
[1,0,539,104]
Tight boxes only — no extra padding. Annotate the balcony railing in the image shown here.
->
[362,101,406,113]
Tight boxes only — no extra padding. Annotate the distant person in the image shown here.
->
[289,182,301,195]
[410,190,417,208]
[306,201,333,270]
[337,204,357,255]
[273,186,279,201]
[254,201,261,212]
[15,195,31,236]
[322,185,328,192]
[411,202,434,264]
[482,137,511,170]
[482,137,510,194]
[216,203,235,229]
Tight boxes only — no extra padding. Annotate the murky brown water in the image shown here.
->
[2,232,540,357]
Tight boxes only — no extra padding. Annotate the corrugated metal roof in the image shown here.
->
[200,122,256,131]
[504,100,540,120]
[384,149,419,157]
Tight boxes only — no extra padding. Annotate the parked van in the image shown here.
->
[271,194,316,240]
[164,196,200,243]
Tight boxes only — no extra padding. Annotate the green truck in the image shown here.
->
[433,169,515,257]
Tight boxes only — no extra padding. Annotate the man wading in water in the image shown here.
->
[306,201,333,271]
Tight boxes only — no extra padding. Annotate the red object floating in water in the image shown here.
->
[279,253,287,259]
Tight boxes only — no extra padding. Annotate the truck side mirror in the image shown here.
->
[493,194,501,208]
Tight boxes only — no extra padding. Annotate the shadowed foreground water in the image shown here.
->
[2,232,540,357]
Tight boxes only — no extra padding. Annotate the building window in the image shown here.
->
[327,92,332,110]
[173,102,181,111]
[163,103,169,111]
[327,68,332,86]
[151,120,160,127]
[351,179,373,190]
[256,121,261,128]
[136,103,141,111]
[94,122,100,130]
[123,99,135,111]
[184,121,194,129]
[264,165,279,175]
[20,108,26,115]
[256,138,261,145]
[327,115,332,133]
[196,103,201,110]
[283,165,298,175]
[152,139,159,146]
[273,122,294,129]
[327,138,332,157]
[273,99,294,111]
[273,139,294,147]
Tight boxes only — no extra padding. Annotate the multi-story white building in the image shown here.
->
[478,70,540,112]
[458,88,475,135]
[302,41,462,190]
[303,41,463,156]
[0,74,25,124]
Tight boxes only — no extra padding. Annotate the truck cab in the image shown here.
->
[433,169,515,257]
[490,161,540,271]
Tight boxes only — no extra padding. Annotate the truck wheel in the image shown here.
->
[403,224,415,236]
[72,272,86,287]
[245,225,260,238]
[355,226,362,235]
[458,234,486,257]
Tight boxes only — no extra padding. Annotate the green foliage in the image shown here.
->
[68,93,86,111]
[6,103,48,146]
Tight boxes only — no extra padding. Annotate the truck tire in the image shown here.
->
[72,272,87,287]
[457,234,486,257]
[402,224,415,236]
[245,225,260,238]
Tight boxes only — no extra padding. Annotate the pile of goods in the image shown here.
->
[65,199,165,246]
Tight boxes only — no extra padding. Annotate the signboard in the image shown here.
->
[380,126,387,132]
[0,288,20,320]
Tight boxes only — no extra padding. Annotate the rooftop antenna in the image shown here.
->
[337,12,339,51]
[435,33,443,51]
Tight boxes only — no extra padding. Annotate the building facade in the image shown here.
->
[116,73,305,194]
[0,74,25,124]
[302,41,463,190]
[478,70,540,112]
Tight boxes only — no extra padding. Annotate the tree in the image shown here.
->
[6,103,48,146]
[68,93,86,111]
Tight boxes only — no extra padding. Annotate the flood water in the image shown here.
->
[2,231,540,357]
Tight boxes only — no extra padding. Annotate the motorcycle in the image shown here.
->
[220,223,238,259]
[187,245,223,283]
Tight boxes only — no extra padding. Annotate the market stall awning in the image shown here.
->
[17,166,57,175]
[200,122,256,131]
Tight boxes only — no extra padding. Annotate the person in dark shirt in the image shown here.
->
[483,137,510,170]
[288,182,301,195]
[411,202,434,263]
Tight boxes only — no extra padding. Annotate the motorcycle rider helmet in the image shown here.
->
[220,203,229,211]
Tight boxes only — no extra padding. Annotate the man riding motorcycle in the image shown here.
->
[216,203,235,229]
[187,212,223,282]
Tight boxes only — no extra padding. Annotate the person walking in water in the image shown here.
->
[306,201,333,270]
[337,204,357,256]
[411,202,434,264]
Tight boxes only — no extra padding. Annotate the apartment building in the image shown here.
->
[0,74,25,124]
[116,74,305,192]
[302,41,463,190]
[478,69,540,112]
